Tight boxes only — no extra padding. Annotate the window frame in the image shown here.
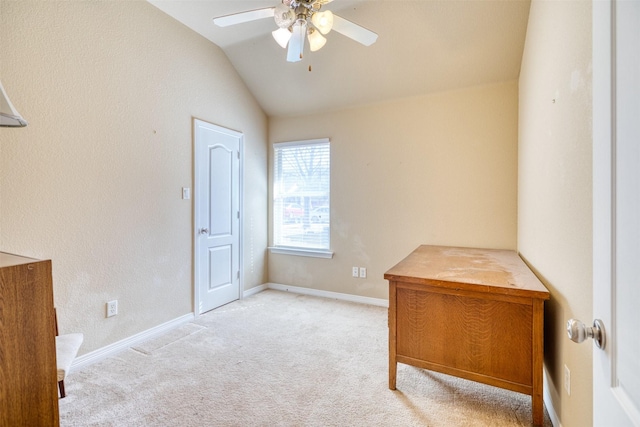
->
[269,138,333,259]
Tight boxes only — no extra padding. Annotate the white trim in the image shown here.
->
[543,366,561,427]
[265,282,388,307]
[273,137,330,149]
[243,283,268,298]
[192,118,200,315]
[268,246,334,258]
[238,137,244,300]
[71,313,195,372]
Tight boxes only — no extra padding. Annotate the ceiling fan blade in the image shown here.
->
[287,21,306,62]
[213,7,275,27]
[331,14,378,46]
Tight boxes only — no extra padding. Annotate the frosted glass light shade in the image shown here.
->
[311,10,333,35]
[307,29,326,52]
[272,28,292,48]
[274,3,295,28]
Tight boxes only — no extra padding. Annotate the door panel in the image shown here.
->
[209,146,233,237]
[208,245,232,290]
[593,1,640,425]
[195,119,241,314]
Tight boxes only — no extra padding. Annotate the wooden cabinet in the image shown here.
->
[0,252,59,427]
[385,245,549,426]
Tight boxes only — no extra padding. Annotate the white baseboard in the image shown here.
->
[243,283,268,298]
[264,282,389,307]
[543,366,562,427]
[71,313,195,372]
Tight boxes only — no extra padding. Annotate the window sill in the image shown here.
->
[268,247,334,259]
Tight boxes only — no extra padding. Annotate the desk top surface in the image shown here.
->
[384,245,549,299]
[0,252,42,269]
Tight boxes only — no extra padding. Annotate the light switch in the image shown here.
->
[182,187,191,200]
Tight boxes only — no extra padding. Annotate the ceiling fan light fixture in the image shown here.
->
[272,27,292,48]
[307,28,326,52]
[311,10,333,35]
[274,3,295,28]
[212,1,378,64]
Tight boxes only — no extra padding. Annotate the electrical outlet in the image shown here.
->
[352,267,359,278]
[359,267,367,278]
[564,364,571,395]
[107,300,118,318]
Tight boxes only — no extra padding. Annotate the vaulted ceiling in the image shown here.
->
[148,0,531,118]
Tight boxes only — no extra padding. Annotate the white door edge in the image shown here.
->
[593,1,640,424]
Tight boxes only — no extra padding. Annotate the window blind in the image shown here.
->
[273,139,330,250]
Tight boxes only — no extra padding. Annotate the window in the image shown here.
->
[272,138,331,257]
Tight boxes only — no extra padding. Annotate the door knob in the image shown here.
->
[567,318,606,349]
[199,228,209,235]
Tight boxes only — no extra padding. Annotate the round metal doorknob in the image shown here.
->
[567,318,606,349]
[199,228,209,235]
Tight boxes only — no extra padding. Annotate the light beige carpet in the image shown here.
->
[59,290,552,426]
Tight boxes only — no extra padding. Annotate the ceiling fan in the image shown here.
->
[213,0,378,63]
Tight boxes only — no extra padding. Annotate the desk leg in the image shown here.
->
[390,357,397,390]
[388,281,397,390]
[532,299,545,425]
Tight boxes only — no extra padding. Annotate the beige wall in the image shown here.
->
[269,81,518,299]
[0,0,268,353]
[518,1,592,426]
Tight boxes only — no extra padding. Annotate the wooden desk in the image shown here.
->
[0,253,59,427]
[385,245,550,425]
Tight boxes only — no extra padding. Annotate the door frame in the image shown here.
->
[193,118,244,317]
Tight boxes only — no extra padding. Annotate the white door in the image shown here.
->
[593,0,640,425]
[194,119,242,314]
